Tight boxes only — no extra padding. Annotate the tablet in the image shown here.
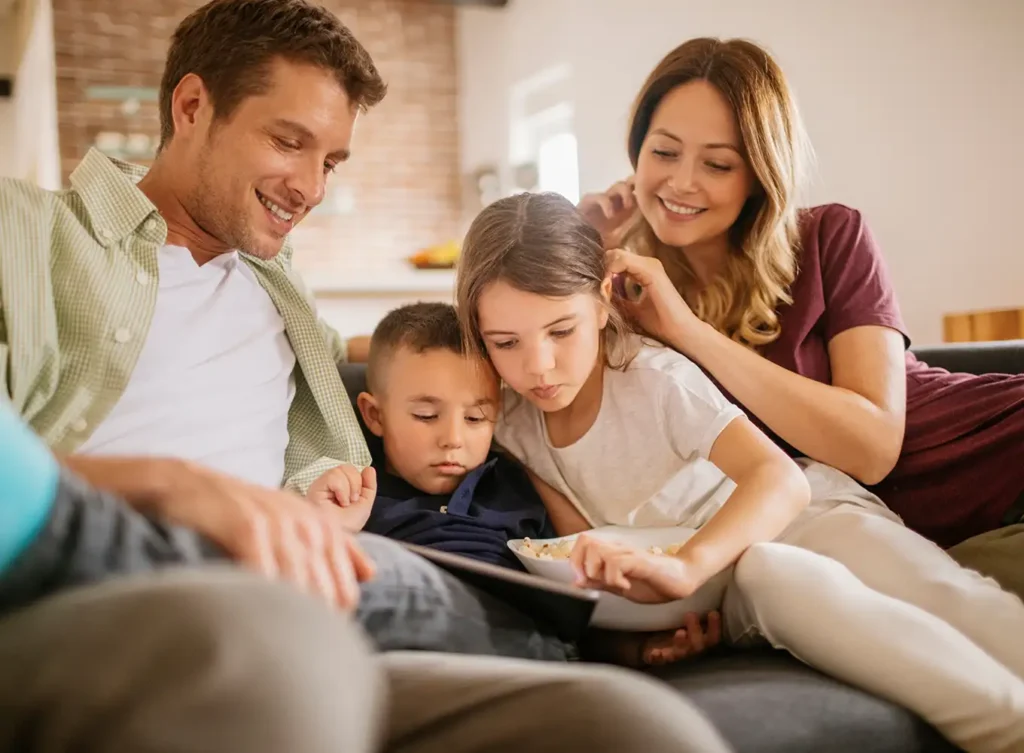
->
[399,542,600,643]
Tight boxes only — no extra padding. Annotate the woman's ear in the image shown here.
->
[357,392,384,437]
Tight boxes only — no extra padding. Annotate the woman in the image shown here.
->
[582,37,1024,598]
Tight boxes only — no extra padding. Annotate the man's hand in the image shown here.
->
[63,455,376,611]
[307,465,377,531]
[569,534,701,604]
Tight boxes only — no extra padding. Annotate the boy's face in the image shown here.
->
[358,347,500,495]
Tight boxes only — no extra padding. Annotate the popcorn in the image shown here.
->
[517,538,685,559]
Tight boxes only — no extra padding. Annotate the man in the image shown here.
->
[0,1,733,751]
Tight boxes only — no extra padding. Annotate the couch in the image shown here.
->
[339,339,1024,753]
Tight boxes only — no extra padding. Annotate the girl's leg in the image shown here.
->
[782,504,1024,676]
[721,540,1024,753]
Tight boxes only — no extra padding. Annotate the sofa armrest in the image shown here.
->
[911,340,1024,376]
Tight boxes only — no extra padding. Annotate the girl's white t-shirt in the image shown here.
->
[495,338,884,529]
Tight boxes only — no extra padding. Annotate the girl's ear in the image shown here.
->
[597,278,613,330]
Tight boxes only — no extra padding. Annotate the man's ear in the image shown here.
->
[357,392,384,437]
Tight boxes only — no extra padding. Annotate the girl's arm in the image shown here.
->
[525,468,592,537]
[676,416,810,584]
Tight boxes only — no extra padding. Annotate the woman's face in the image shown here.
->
[633,80,757,251]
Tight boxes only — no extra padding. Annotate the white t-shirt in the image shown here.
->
[495,339,886,529]
[78,245,296,488]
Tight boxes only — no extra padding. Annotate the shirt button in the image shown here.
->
[143,218,158,233]
[71,417,88,433]
[439,505,448,514]
[135,270,150,285]
[113,327,132,344]
[98,228,112,241]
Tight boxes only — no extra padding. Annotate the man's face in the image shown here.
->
[358,348,500,495]
[179,57,357,259]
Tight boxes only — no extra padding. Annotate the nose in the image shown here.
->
[669,155,699,194]
[284,154,327,209]
[524,340,555,378]
[438,414,464,449]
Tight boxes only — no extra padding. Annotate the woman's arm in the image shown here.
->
[674,416,811,584]
[605,249,907,485]
[683,321,906,485]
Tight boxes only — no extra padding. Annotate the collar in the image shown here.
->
[68,148,162,248]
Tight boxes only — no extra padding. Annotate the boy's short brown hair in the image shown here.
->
[367,302,465,393]
[160,0,387,149]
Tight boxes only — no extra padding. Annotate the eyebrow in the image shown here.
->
[407,395,496,407]
[650,128,741,155]
[271,118,350,162]
[482,314,576,337]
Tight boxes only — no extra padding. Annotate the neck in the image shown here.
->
[678,232,730,287]
[137,153,230,266]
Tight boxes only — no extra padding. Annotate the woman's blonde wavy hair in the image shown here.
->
[624,37,814,348]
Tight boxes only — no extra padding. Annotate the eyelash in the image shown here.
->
[493,327,575,350]
[651,149,732,172]
[413,414,488,424]
[274,136,337,174]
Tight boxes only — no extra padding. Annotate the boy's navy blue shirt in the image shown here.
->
[363,451,556,571]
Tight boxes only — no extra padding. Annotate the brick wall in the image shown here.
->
[52,0,462,273]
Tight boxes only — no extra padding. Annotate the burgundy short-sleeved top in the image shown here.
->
[727,203,1024,547]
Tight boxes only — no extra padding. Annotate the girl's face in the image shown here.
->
[476,279,608,413]
[633,80,756,251]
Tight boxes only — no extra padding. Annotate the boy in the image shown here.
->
[334,302,557,571]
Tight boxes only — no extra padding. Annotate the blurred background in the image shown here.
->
[1,0,1021,343]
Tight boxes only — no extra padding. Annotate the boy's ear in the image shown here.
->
[357,392,384,437]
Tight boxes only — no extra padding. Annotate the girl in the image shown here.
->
[578,37,1024,599]
[456,190,1024,753]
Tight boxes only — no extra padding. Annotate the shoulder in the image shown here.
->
[621,341,712,394]
[0,177,64,227]
[798,203,878,264]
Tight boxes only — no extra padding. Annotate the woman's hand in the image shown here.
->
[604,248,702,351]
[578,178,638,248]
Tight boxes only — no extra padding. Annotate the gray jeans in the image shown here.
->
[0,470,572,661]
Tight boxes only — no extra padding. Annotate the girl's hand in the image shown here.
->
[578,178,638,248]
[604,248,702,351]
[569,535,702,604]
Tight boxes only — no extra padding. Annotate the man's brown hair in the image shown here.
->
[366,302,466,394]
[159,0,387,149]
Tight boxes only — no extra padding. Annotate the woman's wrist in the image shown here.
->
[667,316,716,360]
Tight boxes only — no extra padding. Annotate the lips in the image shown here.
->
[433,462,465,475]
[531,384,561,400]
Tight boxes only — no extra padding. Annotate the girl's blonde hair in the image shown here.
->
[625,37,813,347]
[456,192,637,369]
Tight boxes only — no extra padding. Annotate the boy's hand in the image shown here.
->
[569,535,701,604]
[308,465,377,509]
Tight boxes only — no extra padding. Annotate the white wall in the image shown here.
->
[456,0,1024,345]
[0,0,61,189]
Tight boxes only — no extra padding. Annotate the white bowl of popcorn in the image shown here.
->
[508,525,731,631]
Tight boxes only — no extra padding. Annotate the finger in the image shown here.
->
[324,519,360,610]
[582,541,608,582]
[292,506,336,605]
[684,612,706,654]
[269,506,310,594]
[322,469,351,507]
[338,465,363,504]
[569,536,589,581]
[592,193,616,220]
[343,532,376,582]
[359,466,377,504]
[602,554,632,592]
[232,507,278,579]
[611,180,635,211]
[706,610,723,648]
[604,248,655,287]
